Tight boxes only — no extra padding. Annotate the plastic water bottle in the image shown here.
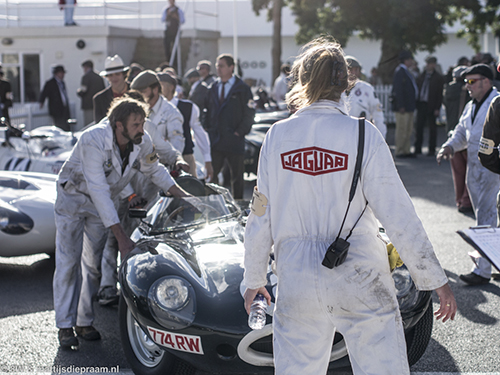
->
[248,294,267,330]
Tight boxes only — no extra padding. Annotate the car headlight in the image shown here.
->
[148,276,196,330]
[0,206,34,235]
[392,265,419,312]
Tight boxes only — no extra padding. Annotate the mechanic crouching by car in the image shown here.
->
[243,37,457,375]
[53,96,191,349]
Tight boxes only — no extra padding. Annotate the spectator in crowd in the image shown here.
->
[93,55,130,123]
[0,64,13,125]
[414,56,444,156]
[202,54,255,199]
[437,64,500,285]
[442,65,472,214]
[53,96,191,348]
[342,55,386,139]
[197,60,216,85]
[59,0,77,26]
[39,65,71,131]
[369,67,383,86]
[127,63,144,84]
[271,63,291,107]
[161,0,185,62]
[183,67,200,98]
[158,72,213,180]
[77,60,105,127]
[392,50,418,158]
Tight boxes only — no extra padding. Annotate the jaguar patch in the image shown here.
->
[146,151,159,164]
[251,187,268,217]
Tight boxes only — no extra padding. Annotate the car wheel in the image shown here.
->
[405,304,433,367]
[119,295,176,375]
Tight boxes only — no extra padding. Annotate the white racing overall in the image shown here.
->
[54,121,175,328]
[244,100,448,375]
[443,88,500,278]
[341,80,387,139]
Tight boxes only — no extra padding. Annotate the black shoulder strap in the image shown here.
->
[336,118,367,241]
[349,118,365,202]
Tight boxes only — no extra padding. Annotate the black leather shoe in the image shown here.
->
[459,272,490,285]
[75,326,101,341]
[58,328,78,348]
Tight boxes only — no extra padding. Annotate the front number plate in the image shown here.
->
[147,326,204,355]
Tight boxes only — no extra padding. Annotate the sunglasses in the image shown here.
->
[464,77,485,85]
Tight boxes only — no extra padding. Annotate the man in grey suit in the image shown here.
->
[77,60,105,127]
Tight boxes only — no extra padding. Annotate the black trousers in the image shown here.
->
[414,101,437,155]
[163,29,178,62]
[211,150,245,200]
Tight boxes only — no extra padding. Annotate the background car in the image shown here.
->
[119,178,433,375]
[0,171,57,257]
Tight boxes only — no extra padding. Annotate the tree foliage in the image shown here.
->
[289,0,473,82]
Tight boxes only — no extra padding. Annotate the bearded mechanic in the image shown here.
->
[243,38,456,375]
[53,97,191,348]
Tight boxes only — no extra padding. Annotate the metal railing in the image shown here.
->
[0,0,218,31]
[374,84,395,124]
[8,102,77,131]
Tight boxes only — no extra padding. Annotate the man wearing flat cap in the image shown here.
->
[437,63,500,285]
[39,65,71,131]
[130,69,184,153]
[414,56,444,156]
[77,60,105,126]
[93,55,130,123]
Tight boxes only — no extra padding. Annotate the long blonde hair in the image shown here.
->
[286,36,349,111]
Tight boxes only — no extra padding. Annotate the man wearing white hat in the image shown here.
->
[93,55,130,123]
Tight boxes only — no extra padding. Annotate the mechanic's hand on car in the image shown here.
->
[436,146,453,165]
[176,160,190,173]
[244,286,272,315]
[111,223,136,259]
[128,194,147,209]
[433,283,457,323]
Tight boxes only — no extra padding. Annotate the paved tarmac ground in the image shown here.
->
[1,124,500,374]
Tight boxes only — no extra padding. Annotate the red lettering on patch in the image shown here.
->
[281,147,348,176]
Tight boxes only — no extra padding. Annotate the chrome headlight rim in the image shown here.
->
[148,276,196,330]
[392,265,420,312]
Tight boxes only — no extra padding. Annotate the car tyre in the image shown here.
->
[119,294,176,375]
[405,303,433,367]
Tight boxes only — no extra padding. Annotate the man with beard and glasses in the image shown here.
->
[53,97,191,349]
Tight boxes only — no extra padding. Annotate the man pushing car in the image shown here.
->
[53,96,191,349]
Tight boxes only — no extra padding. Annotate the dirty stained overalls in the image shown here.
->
[53,121,175,328]
[244,100,449,375]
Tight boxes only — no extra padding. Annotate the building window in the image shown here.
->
[1,53,40,104]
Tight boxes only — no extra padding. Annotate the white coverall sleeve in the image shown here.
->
[145,122,183,166]
[442,110,468,153]
[244,148,274,290]
[190,104,212,162]
[138,134,177,193]
[79,137,120,228]
[158,103,185,153]
[362,137,448,291]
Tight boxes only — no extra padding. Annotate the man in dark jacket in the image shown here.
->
[392,50,418,157]
[414,56,444,156]
[39,65,71,131]
[77,60,105,126]
[93,55,130,123]
[202,54,255,199]
[0,64,13,125]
